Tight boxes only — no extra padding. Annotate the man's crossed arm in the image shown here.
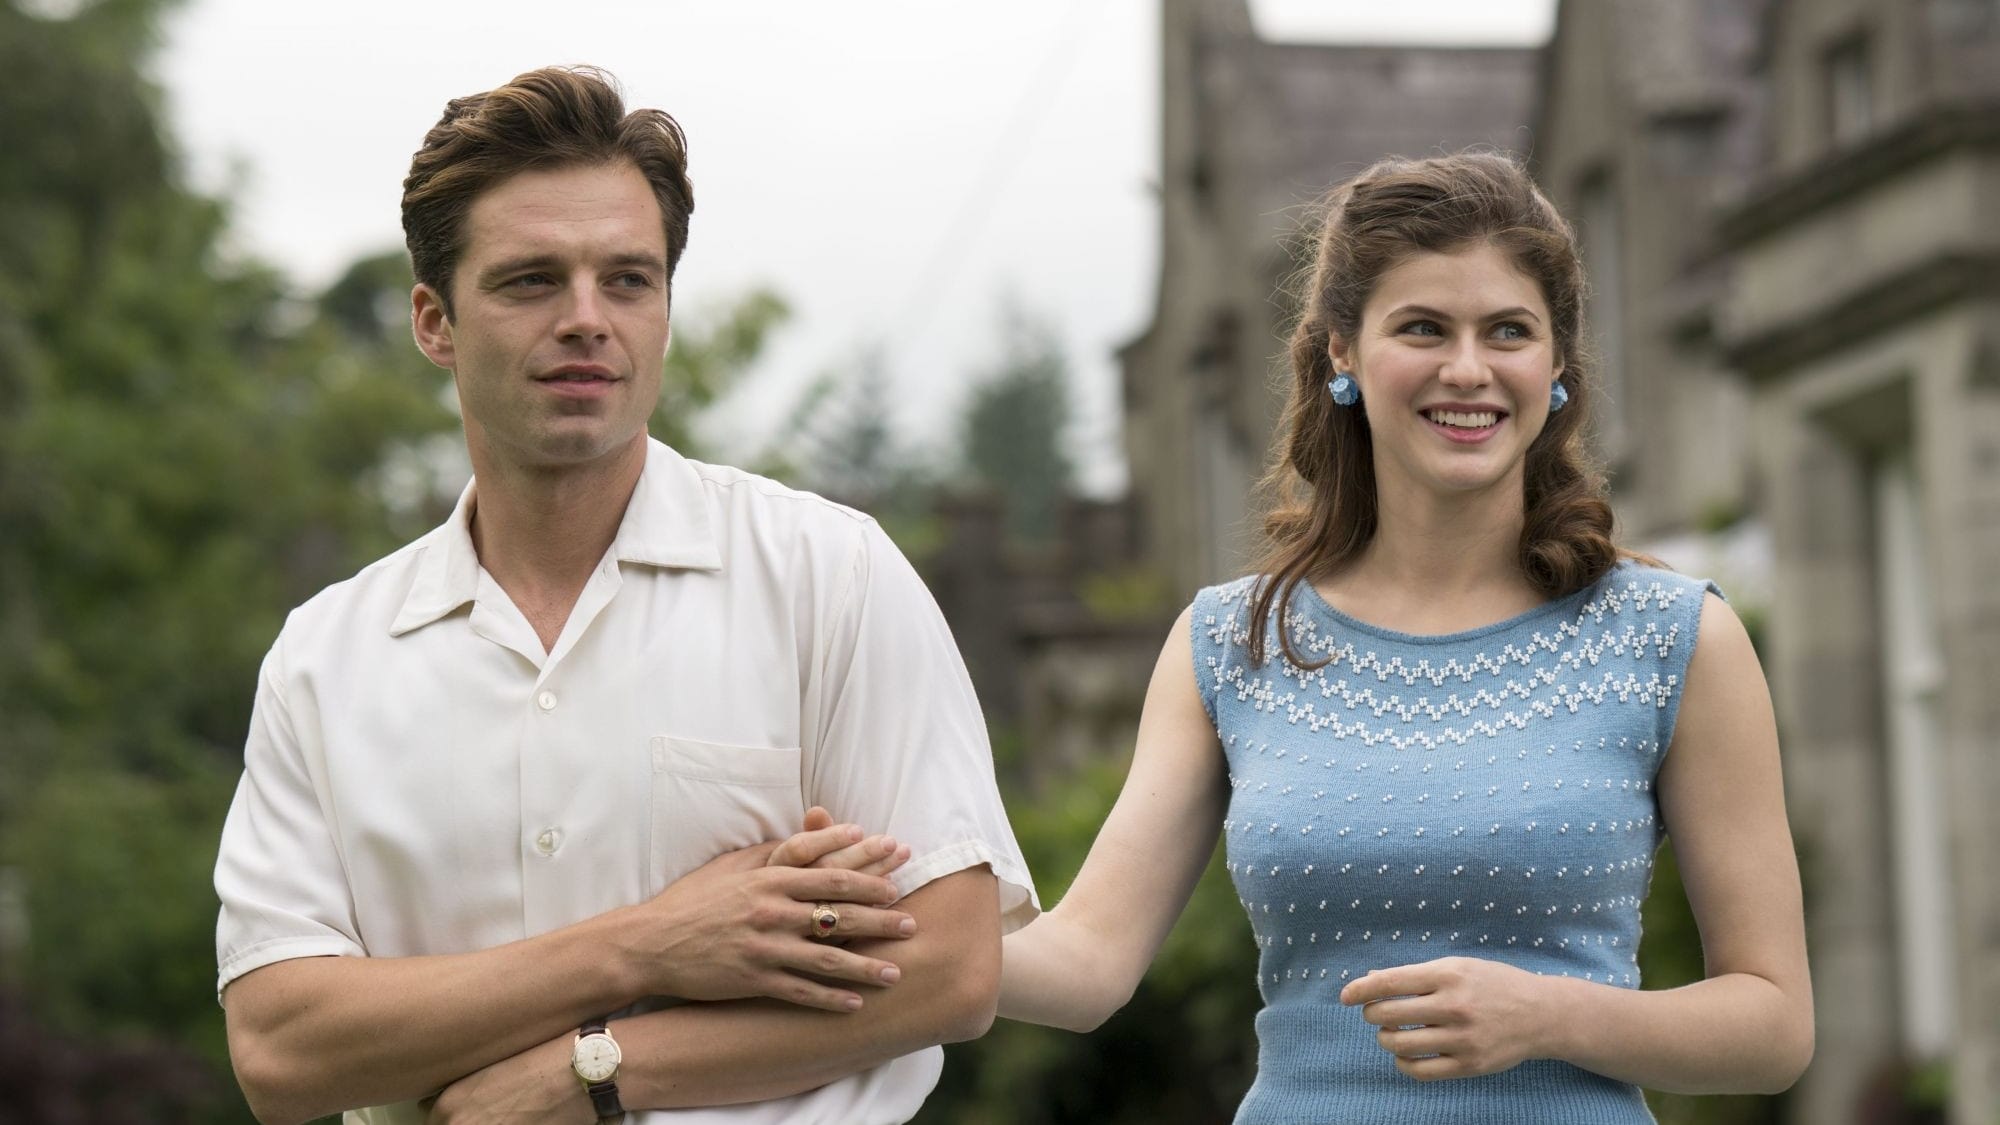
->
[424,867,998,1123]
[225,817,999,1125]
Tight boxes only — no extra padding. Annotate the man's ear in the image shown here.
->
[411,283,455,371]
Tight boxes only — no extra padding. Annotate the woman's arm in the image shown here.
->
[1344,594,1814,1092]
[1000,604,1231,1032]
[1547,592,1814,1090]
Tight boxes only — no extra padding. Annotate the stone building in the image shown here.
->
[1117,0,1999,1119]
[1534,0,1768,543]
[1539,1,2000,1120]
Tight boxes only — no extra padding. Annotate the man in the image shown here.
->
[213,66,1035,1125]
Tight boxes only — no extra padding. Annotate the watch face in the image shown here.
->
[573,1032,621,1083]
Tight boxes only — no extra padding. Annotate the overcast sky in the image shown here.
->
[157,1,1554,494]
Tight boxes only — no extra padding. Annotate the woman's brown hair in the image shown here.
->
[1246,151,1617,666]
[401,65,695,320]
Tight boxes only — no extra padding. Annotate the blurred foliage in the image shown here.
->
[1077,566,1176,624]
[0,991,232,1124]
[651,286,790,456]
[764,301,1086,561]
[915,746,1259,1125]
[0,1,452,1120]
[959,305,1075,544]
[765,345,941,556]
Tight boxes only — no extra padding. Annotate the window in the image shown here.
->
[1824,34,1876,146]
[1648,109,1724,176]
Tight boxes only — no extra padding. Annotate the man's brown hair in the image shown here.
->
[401,65,694,318]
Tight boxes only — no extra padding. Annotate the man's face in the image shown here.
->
[412,160,669,473]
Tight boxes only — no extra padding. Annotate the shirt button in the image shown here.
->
[534,828,563,856]
[537,690,558,712]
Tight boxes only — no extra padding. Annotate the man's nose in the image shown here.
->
[555,282,611,342]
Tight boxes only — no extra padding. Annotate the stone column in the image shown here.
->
[1757,397,1902,1124]
[1925,315,2000,1125]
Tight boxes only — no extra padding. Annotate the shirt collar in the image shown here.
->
[613,438,724,571]
[389,438,722,637]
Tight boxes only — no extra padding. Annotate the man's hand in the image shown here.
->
[764,807,915,945]
[620,823,917,1012]
[766,806,913,880]
[1339,956,1555,1081]
[425,1035,589,1125]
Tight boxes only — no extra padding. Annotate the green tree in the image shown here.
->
[1,4,439,1119]
[652,287,790,457]
[767,347,939,554]
[959,307,1075,544]
[787,347,902,500]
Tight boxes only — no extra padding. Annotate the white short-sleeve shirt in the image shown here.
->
[214,438,1038,1125]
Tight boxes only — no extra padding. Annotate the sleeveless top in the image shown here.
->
[1190,561,1718,1124]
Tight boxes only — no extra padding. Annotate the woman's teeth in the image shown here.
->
[1427,410,1499,429]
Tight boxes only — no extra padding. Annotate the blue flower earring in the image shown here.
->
[1548,379,1569,414]
[1328,372,1360,406]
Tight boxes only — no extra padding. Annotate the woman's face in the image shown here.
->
[1334,241,1564,511]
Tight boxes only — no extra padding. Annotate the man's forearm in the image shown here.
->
[228,843,913,1125]
[225,909,642,1125]
[427,869,1002,1121]
[620,869,1000,1109]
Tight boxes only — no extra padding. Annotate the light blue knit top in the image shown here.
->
[1191,561,1718,1125]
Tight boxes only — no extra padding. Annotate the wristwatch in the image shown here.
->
[570,1018,625,1120]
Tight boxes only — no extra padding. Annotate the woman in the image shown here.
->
[777,150,1811,1119]
[994,152,1811,1121]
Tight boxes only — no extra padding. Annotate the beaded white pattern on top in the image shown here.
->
[1193,563,1715,1007]
[1208,577,1693,746]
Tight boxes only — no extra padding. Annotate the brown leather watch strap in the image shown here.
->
[576,1018,624,1120]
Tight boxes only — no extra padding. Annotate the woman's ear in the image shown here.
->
[1328,336,1352,374]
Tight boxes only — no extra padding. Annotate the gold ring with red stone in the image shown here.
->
[809,903,840,940]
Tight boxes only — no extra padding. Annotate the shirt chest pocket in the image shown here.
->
[648,736,806,892]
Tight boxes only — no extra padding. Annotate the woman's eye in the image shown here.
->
[1492,322,1531,341]
[1400,320,1442,337]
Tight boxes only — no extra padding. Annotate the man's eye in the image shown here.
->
[610,273,652,288]
[510,273,552,288]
